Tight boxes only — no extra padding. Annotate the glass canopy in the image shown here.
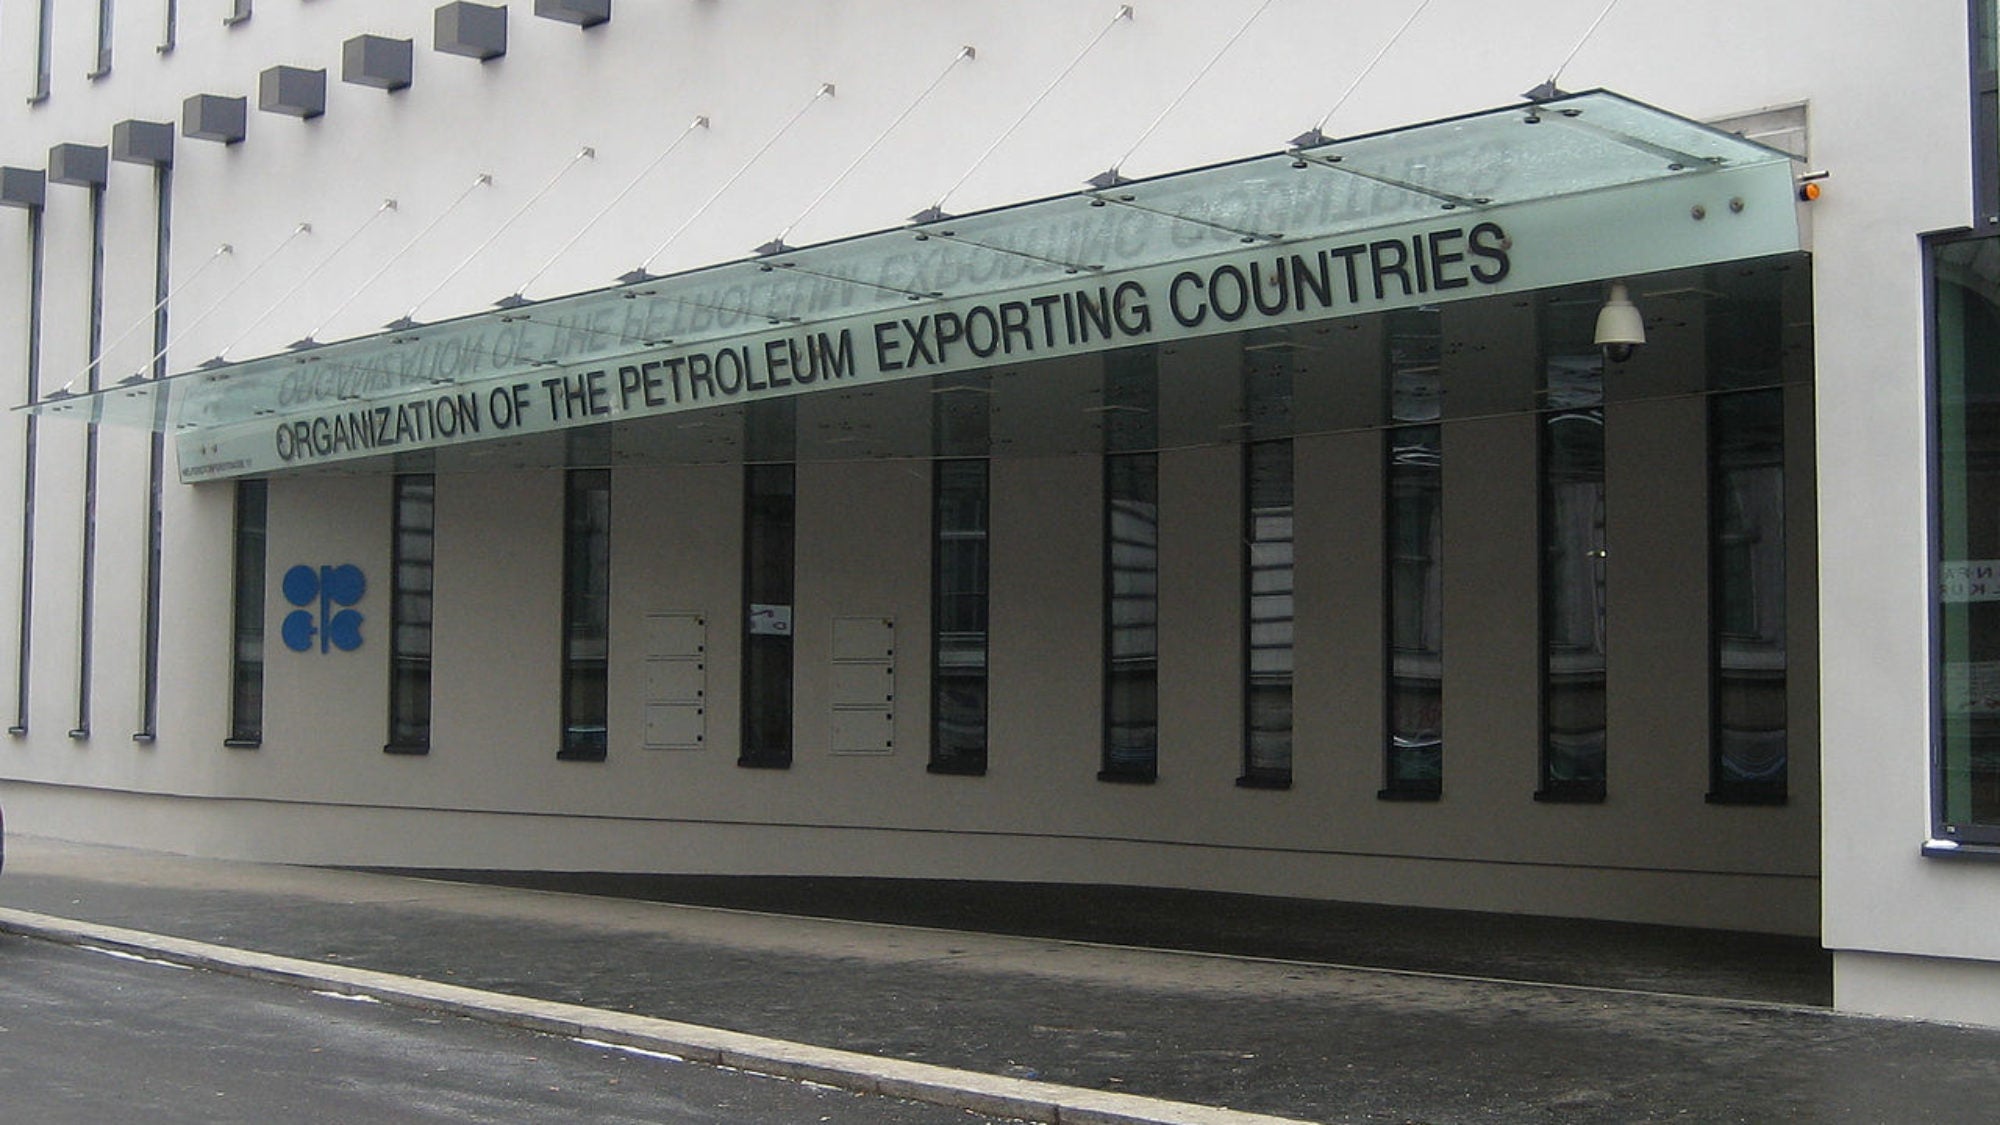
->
[23,90,1801,466]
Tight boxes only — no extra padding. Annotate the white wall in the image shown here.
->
[0,0,1987,1018]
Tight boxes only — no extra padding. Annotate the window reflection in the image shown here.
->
[1540,410,1608,793]
[741,463,796,768]
[1244,440,1295,784]
[227,479,268,745]
[1104,452,1159,779]
[1936,237,2000,834]
[559,469,610,761]
[1711,391,1788,800]
[932,458,989,773]
[1385,426,1442,795]
[387,475,435,753]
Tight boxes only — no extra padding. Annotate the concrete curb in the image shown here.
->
[0,906,1314,1125]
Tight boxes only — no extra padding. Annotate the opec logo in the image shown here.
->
[281,563,366,653]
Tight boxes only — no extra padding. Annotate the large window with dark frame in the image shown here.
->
[1537,317,1608,802]
[1100,350,1159,783]
[1931,2,2000,846]
[558,469,610,761]
[1382,308,1443,799]
[1102,452,1159,781]
[1709,389,1788,803]
[1934,233,2000,843]
[741,463,796,768]
[1239,332,1296,788]
[385,474,435,754]
[930,458,989,775]
[1384,426,1443,798]
[225,479,268,747]
[1241,439,1295,788]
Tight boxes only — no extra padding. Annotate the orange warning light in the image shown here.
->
[1798,181,1822,202]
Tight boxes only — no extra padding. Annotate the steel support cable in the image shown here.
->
[166,222,312,367]
[302,171,493,345]
[56,242,230,392]
[506,116,709,304]
[1096,0,1280,185]
[1531,0,1625,97]
[1299,0,1436,144]
[760,44,976,255]
[397,146,596,327]
[917,4,1134,221]
[626,83,836,281]
[215,197,399,362]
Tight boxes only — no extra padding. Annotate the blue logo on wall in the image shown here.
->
[282,564,366,653]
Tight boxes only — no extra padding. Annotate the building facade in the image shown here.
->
[0,0,1991,1026]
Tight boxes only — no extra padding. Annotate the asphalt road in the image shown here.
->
[0,932,1006,1124]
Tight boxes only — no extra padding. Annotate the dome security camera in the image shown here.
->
[1594,281,1645,363]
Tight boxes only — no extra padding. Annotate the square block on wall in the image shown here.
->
[259,66,327,118]
[535,0,609,27]
[112,120,175,167]
[184,95,248,144]
[0,167,46,210]
[343,34,413,90]
[435,3,507,60]
[47,144,108,187]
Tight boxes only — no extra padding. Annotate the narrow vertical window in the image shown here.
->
[1710,389,1788,803]
[30,0,54,102]
[1537,354,1608,801]
[7,193,45,736]
[90,0,115,78]
[930,458,988,775]
[386,475,436,754]
[1101,351,1158,783]
[1241,440,1294,787]
[1384,426,1443,798]
[135,152,172,741]
[1103,453,1159,781]
[559,469,610,761]
[160,0,179,54]
[71,181,108,741]
[1382,309,1442,799]
[226,479,268,747]
[1974,0,1998,226]
[740,463,795,768]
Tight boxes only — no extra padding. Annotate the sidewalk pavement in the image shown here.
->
[3,835,1999,1124]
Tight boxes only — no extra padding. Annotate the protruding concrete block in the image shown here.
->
[0,167,46,210]
[535,0,609,27]
[47,144,109,187]
[112,120,176,167]
[184,94,248,144]
[435,3,507,60]
[343,34,414,90]
[259,66,327,119]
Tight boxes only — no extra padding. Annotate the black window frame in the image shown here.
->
[1708,387,1790,806]
[1100,450,1160,784]
[739,462,795,769]
[1381,423,1444,801]
[1239,437,1295,789]
[928,457,989,776]
[225,478,268,748]
[557,468,610,762]
[385,474,436,755]
[1924,1,1999,851]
